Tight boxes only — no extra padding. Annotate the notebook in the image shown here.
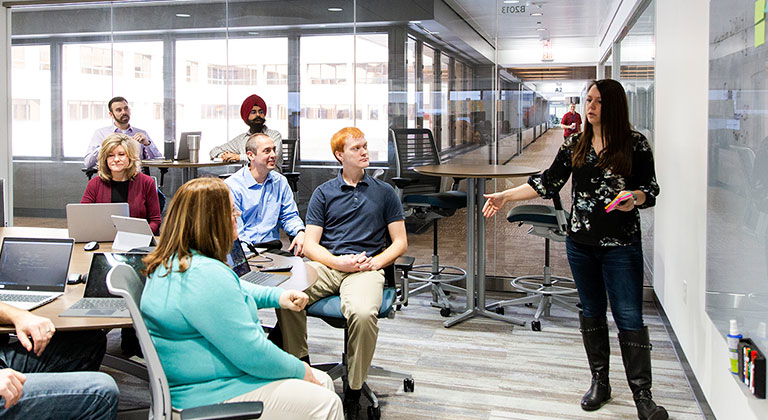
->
[0,237,74,310]
[66,203,130,243]
[226,238,289,288]
[176,131,201,161]
[59,253,146,318]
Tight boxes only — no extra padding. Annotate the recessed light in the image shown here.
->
[328,7,343,12]
[503,0,520,3]
[175,13,191,18]
[248,32,259,35]
[531,12,543,16]
[410,20,422,24]
[536,28,547,31]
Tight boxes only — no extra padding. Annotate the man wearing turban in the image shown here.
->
[209,94,283,169]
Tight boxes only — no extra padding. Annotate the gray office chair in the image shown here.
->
[106,264,263,420]
[389,128,466,317]
[307,258,415,420]
[486,194,580,331]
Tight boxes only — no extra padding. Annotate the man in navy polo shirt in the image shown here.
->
[278,127,407,419]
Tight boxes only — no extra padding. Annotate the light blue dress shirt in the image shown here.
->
[225,166,305,244]
[84,124,162,168]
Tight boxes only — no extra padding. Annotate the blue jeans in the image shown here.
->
[0,371,118,419]
[0,331,106,373]
[566,237,645,331]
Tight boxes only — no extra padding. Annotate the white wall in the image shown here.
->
[654,0,768,418]
[1,6,12,225]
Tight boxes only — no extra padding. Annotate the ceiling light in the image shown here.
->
[410,20,422,24]
[248,32,259,35]
[328,7,343,12]
[175,13,191,18]
[503,0,520,3]
[531,12,543,16]
[537,28,547,31]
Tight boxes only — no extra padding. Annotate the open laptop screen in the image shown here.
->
[0,237,73,292]
[84,253,147,298]
[226,239,251,277]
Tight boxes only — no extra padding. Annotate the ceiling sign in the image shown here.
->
[542,40,553,61]
[500,5,527,14]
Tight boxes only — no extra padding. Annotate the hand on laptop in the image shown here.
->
[13,311,56,357]
[288,231,305,257]
[279,290,309,312]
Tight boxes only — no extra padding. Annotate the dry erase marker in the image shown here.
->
[605,192,634,212]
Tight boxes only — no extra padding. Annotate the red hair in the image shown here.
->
[330,127,364,163]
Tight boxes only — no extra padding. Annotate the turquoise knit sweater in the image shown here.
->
[140,252,305,409]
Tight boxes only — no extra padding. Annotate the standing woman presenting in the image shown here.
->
[483,79,665,420]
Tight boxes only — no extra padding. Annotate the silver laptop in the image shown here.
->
[0,237,73,310]
[60,253,145,318]
[66,203,130,242]
[226,238,289,287]
[176,131,201,161]
[111,215,156,252]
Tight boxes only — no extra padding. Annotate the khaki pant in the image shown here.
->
[278,262,384,390]
[224,369,343,420]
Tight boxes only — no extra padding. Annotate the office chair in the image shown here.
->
[389,128,466,317]
[281,139,300,193]
[486,194,580,331]
[307,257,416,420]
[106,264,263,420]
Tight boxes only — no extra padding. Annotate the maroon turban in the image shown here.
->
[239,94,267,124]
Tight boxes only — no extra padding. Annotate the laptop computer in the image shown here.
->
[227,238,289,288]
[66,203,130,242]
[0,237,74,310]
[111,215,156,252]
[60,253,146,318]
[176,131,201,161]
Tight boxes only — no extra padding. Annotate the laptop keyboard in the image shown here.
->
[69,298,127,310]
[0,293,53,303]
[241,271,289,287]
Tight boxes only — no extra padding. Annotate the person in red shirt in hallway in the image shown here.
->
[561,103,583,139]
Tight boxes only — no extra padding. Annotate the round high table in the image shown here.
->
[142,158,236,184]
[414,164,540,328]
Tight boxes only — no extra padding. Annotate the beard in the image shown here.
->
[247,117,266,133]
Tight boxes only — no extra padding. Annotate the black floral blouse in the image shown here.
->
[527,131,660,247]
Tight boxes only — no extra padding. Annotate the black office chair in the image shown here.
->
[106,264,263,420]
[486,194,580,331]
[281,139,300,193]
[308,257,416,420]
[388,128,466,317]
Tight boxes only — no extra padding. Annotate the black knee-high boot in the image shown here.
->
[618,327,669,420]
[579,312,612,411]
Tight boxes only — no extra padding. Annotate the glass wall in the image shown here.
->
[706,0,768,346]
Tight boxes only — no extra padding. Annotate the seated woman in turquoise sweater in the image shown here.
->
[140,177,343,420]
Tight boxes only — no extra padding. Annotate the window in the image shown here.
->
[80,46,122,76]
[12,48,24,68]
[153,102,163,120]
[201,104,239,119]
[356,63,387,84]
[12,99,40,121]
[134,53,152,78]
[67,101,107,120]
[265,64,287,84]
[406,37,416,128]
[422,44,435,132]
[39,49,50,70]
[186,61,198,83]
[307,63,347,84]
[440,53,451,150]
[207,64,258,85]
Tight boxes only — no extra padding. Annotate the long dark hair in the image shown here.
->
[571,79,633,176]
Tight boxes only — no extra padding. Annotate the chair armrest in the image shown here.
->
[551,194,568,232]
[391,177,419,189]
[283,172,300,179]
[450,177,464,190]
[180,401,263,420]
[395,255,415,273]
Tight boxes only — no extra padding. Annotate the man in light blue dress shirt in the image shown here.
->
[84,96,162,169]
[225,133,305,256]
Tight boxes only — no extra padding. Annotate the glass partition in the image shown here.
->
[706,0,768,346]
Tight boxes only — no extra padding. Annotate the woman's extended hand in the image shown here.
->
[279,290,309,311]
[482,192,507,218]
[303,362,322,386]
[614,190,636,212]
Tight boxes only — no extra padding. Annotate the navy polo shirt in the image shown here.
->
[306,170,404,256]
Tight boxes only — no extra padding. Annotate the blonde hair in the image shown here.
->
[143,177,236,276]
[97,133,141,182]
[330,127,364,163]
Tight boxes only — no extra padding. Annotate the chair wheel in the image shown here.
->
[440,307,451,317]
[531,320,541,331]
[494,307,504,315]
[396,304,402,311]
[367,405,381,420]
[524,303,533,308]
[444,290,451,296]
[404,378,415,392]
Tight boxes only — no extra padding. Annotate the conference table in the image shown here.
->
[142,158,235,184]
[413,164,540,328]
[0,227,316,377]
